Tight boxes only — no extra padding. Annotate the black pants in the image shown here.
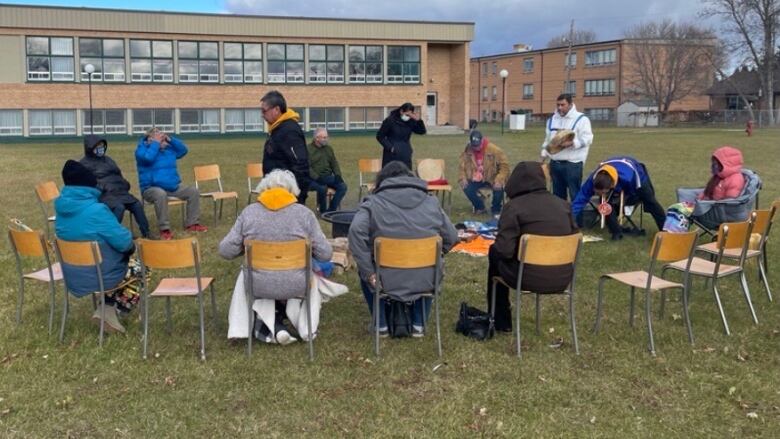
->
[606,181,666,236]
[486,246,513,331]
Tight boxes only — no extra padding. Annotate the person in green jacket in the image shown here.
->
[307,128,347,213]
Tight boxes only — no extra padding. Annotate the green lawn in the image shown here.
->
[1,126,779,437]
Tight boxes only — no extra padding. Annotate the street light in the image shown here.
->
[84,63,95,134]
[499,69,509,135]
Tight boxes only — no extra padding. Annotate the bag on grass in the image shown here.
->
[455,302,494,341]
[387,299,413,338]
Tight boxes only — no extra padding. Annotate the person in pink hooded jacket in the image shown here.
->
[700,146,745,200]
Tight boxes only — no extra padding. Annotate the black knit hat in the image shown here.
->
[61,159,97,188]
[469,130,483,147]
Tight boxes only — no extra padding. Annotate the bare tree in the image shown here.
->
[546,29,597,48]
[702,0,779,125]
[623,20,717,123]
[704,40,757,120]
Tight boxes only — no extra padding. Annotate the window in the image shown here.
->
[523,58,534,73]
[584,79,616,96]
[224,42,263,83]
[309,107,345,130]
[82,109,126,134]
[132,109,173,134]
[522,84,534,99]
[267,43,304,83]
[225,108,264,132]
[565,53,577,68]
[0,110,23,136]
[492,62,497,75]
[387,46,420,84]
[180,109,219,133]
[26,37,74,81]
[348,45,383,83]
[585,108,614,121]
[585,49,616,67]
[292,108,306,129]
[178,41,218,83]
[130,40,173,82]
[482,86,488,101]
[308,44,344,83]
[79,38,125,82]
[349,107,384,130]
[482,62,487,76]
[29,110,76,135]
[491,86,497,100]
[564,80,576,96]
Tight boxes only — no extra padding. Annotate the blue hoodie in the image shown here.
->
[135,136,188,193]
[571,156,650,217]
[54,185,133,296]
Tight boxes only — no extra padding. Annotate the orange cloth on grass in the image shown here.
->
[451,236,494,257]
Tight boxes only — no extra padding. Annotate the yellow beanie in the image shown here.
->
[595,164,618,187]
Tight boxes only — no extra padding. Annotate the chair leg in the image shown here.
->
[98,293,105,348]
[143,290,150,359]
[91,293,97,311]
[246,286,253,357]
[569,292,579,355]
[515,287,522,358]
[681,282,694,345]
[658,291,667,319]
[212,201,217,228]
[48,281,56,335]
[374,290,380,357]
[758,258,772,302]
[644,289,656,356]
[219,199,224,220]
[210,283,218,329]
[629,287,636,328]
[16,277,24,325]
[535,293,541,335]
[711,280,731,335]
[234,198,239,221]
[739,272,758,325]
[594,276,608,334]
[305,292,314,362]
[59,290,69,343]
[435,294,442,359]
[165,297,172,335]
[197,292,206,361]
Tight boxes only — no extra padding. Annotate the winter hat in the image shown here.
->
[469,130,483,147]
[61,159,97,188]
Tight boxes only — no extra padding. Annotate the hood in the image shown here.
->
[373,175,429,209]
[268,109,301,133]
[83,134,107,157]
[53,185,101,218]
[712,146,743,178]
[258,187,298,211]
[556,104,581,120]
[505,162,547,198]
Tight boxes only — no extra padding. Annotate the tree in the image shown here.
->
[622,20,717,123]
[702,0,779,125]
[546,29,596,48]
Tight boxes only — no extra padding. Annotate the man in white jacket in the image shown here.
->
[540,93,594,201]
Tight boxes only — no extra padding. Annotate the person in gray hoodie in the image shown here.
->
[348,161,458,337]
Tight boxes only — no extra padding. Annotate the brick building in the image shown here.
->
[0,4,472,137]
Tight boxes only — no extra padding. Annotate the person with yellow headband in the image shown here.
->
[571,156,666,240]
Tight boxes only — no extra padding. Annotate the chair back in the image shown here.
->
[374,236,441,269]
[54,238,102,266]
[35,181,59,203]
[358,158,382,186]
[649,231,698,263]
[194,164,224,192]
[247,162,264,192]
[245,239,310,271]
[715,217,753,250]
[518,233,581,266]
[9,229,48,258]
[137,238,199,270]
[416,159,445,181]
[751,206,776,240]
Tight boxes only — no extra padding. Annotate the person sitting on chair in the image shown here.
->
[571,156,666,240]
[700,146,745,201]
[307,128,347,213]
[458,130,510,215]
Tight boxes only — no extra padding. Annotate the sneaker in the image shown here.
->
[412,325,425,338]
[185,224,208,233]
[159,229,173,240]
[274,321,297,345]
[253,320,274,343]
[91,304,126,334]
[378,327,389,338]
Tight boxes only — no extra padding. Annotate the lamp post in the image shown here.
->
[84,63,95,134]
[499,69,509,135]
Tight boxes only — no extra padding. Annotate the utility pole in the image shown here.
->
[564,19,574,93]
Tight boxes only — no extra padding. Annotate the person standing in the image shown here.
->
[307,128,347,213]
[376,102,426,169]
[458,130,510,215]
[540,93,594,201]
[260,90,310,205]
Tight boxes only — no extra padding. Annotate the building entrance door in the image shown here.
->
[426,92,437,126]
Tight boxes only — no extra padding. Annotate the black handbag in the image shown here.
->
[387,299,413,338]
[455,302,495,341]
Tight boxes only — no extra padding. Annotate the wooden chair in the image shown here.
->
[246,163,264,205]
[417,158,453,214]
[194,164,239,227]
[490,233,582,358]
[357,158,382,201]
[373,236,443,358]
[34,181,59,237]
[244,239,314,360]
[663,215,758,336]
[594,231,698,355]
[9,229,63,334]
[137,238,216,361]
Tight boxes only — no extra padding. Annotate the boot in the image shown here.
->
[92,303,126,334]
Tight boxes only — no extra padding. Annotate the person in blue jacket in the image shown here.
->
[55,160,134,333]
[135,127,206,240]
[571,156,666,240]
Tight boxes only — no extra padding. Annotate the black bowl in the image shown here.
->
[321,210,358,238]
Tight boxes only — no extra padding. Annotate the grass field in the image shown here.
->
[1,125,779,437]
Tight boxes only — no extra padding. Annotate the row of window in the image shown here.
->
[0,107,389,136]
[481,78,615,101]
[585,108,615,121]
[25,36,421,85]
[482,48,618,76]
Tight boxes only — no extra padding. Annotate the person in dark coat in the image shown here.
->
[487,161,579,332]
[375,102,426,168]
[80,134,150,238]
[260,90,310,205]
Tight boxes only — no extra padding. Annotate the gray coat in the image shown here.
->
[348,175,458,301]
[219,202,332,300]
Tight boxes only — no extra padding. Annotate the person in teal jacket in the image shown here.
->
[55,160,134,333]
[135,128,206,240]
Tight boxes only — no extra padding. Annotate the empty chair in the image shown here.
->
[417,158,453,214]
[246,163,264,205]
[194,164,239,227]
[34,181,59,237]
[357,158,382,201]
[9,229,62,333]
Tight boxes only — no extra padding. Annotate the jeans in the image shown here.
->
[550,160,583,202]
[309,175,348,213]
[463,181,504,214]
[142,185,201,231]
[111,199,150,238]
[360,279,432,329]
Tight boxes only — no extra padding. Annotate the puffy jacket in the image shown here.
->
[135,136,188,193]
[80,134,138,208]
[54,185,133,296]
[263,110,310,192]
[702,146,745,200]
[348,175,458,301]
[571,156,650,217]
[375,109,426,168]
[458,140,510,186]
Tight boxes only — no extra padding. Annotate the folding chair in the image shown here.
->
[9,229,62,333]
[373,236,444,358]
[594,231,698,355]
[417,158,452,214]
[586,191,645,234]
[34,181,59,237]
[663,215,758,336]
[194,164,239,227]
[246,163,264,205]
[357,158,382,201]
[490,233,582,358]
[244,239,314,360]
[137,238,216,361]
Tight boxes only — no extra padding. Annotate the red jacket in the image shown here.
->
[702,146,745,200]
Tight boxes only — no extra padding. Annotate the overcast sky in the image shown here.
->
[8,0,714,56]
